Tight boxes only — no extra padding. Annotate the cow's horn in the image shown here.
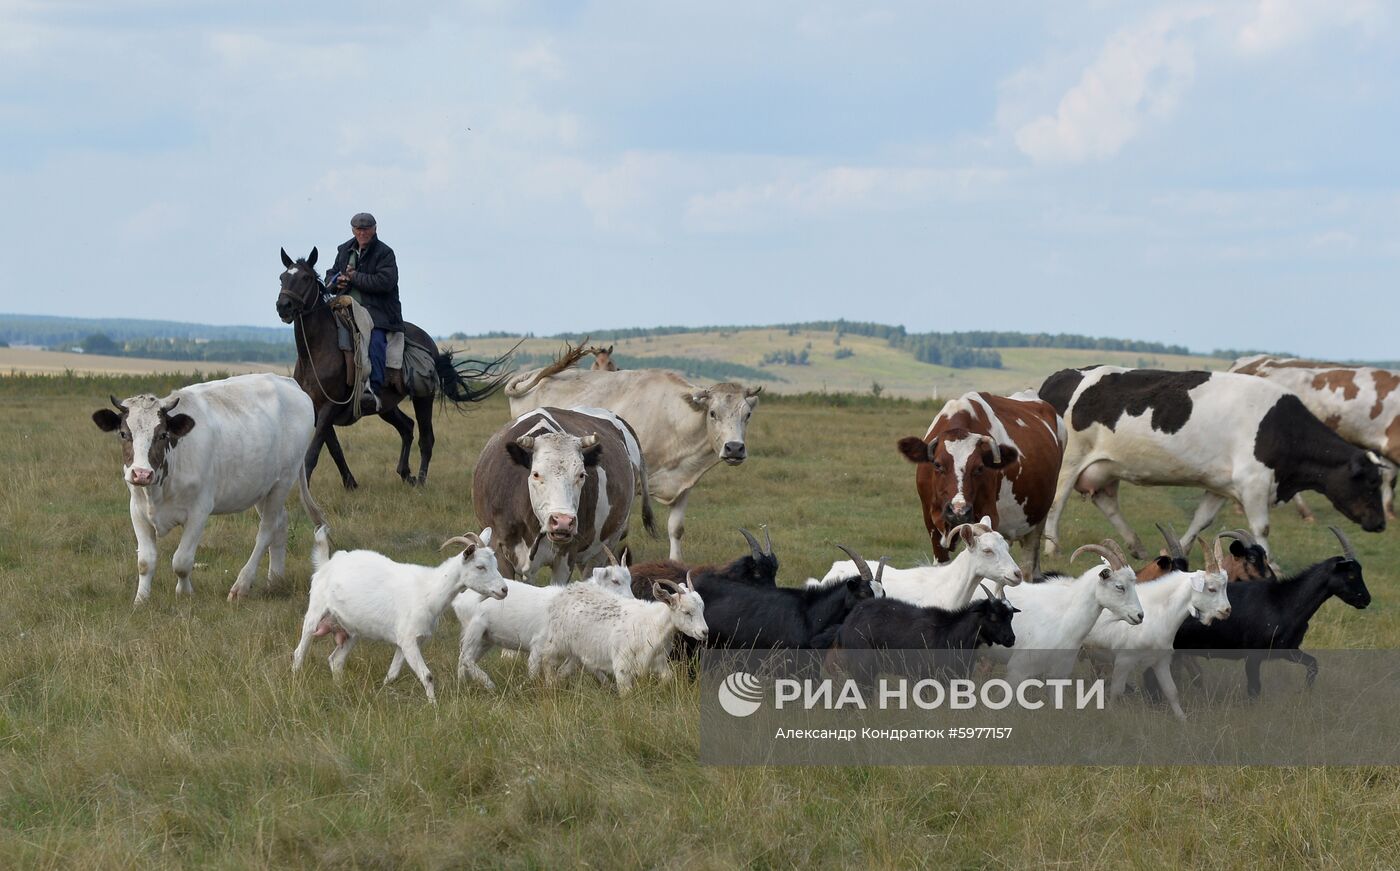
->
[162,396,180,413]
[739,528,763,561]
[978,434,1002,465]
[109,394,126,412]
[1155,522,1186,562]
[835,544,873,582]
[1328,526,1358,562]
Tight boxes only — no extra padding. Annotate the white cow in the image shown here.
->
[507,352,761,560]
[92,373,324,603]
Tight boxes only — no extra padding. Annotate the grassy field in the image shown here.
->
[1,373,1397,869]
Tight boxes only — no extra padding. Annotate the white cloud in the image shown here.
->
[1014,7,1210,165]
[1236,0,1382,55]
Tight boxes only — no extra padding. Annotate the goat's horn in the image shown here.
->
[1202,535,1224,574]
[602,544,619,566]
[440,534,478,552]
[684,570,696,592]
[979,581,996,600]
[875,556,889,583]
[1217,530,1248,549]
[1071,544,1116,567]
[1155,522,1186,562]
[655,577,683,596]
[835,544,873,582]
[739,528,763,561]
[1229,528,1258,548]
[1328,526,1358,562]
[109,394,126,412]
[942,523,973,550]
[1100,539,1130,570]
[762,524,773,555]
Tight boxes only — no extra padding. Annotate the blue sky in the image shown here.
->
[2,1,1397,358]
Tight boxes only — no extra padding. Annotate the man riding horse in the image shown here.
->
[326,212,404,408]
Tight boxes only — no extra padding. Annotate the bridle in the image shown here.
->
[280,267,355,408]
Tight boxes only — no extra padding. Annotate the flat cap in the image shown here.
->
[350,212,377,229]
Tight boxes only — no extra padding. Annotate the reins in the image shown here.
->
[288,278,356,408]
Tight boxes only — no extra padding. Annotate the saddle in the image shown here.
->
[329,295,375,421]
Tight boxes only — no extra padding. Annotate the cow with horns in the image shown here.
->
[896,390,1065,573]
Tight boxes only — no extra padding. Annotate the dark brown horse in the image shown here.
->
[275,247,508,488]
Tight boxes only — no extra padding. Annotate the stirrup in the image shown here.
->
[360,389,381,415]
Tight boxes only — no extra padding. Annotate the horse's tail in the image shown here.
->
[436,346,514,407]
[504,339,592,398]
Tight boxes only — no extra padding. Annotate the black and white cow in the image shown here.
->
[472,407,654,582]
[1039,366,1386,560]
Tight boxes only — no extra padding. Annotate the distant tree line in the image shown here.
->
[65,333,295,364]
[0,314,291,346]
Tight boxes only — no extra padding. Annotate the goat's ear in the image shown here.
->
[92,409,122,432]
[959,525,977,546]
[166,413,197,439]
[280,247,293,268]
[651,582,674,604]
[1099,567,1111,580]
[581,434,602,467]
[307,247,318,269]
[1228,540,1246,558]
[1154,555,1173,572]
[459,543,478,560]
[896,436,931,464]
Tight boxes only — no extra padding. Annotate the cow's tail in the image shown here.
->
[298,466,327,531]
[437,346,514,407]
[637,456,658,538]
[311,523,331,574]
[504,340,591,398]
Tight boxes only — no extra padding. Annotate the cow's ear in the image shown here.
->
[581,434,603,467]
[506,441,532,468]
[986,444,1019,469]
[92,409,122,432]
[307,247,318,269]
[166,413,197,439]
[684,390,711,411]
[896,436,931,464]
[280,248,293,268]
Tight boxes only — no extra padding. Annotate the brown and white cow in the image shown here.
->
[472,407,653,583]
[1230,355,1400,519]
[896,390,1065,573]
[590,345,619,371]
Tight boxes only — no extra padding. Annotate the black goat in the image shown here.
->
[1165,527,1370,697]
[826,583,1018,681]
[678,543,878,654]
[1136,524,1275,583]
[631,527,778,598]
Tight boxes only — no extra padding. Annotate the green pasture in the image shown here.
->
[0,373,1396,868]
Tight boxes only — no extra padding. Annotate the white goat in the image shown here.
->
[291,526,509,702]
[822,519,1024,610]
[454,547,636,690]
[977,540,1145,685]
[1082,536,1234,720]
[531,575,708,694]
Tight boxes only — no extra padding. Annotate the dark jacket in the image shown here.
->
[330,236,403,330]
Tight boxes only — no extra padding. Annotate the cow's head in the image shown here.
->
[507,431,601,542]
[590,345,618,371]
[92,393,196,487]
[1324,451,1386,533]
[685,383,761,465]
[897,430,1020,528]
